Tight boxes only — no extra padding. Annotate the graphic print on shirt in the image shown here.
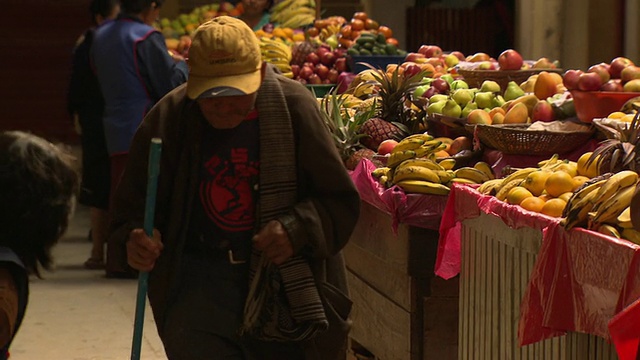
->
[200,147,259,232]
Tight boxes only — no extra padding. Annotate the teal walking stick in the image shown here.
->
[131,138,162,360]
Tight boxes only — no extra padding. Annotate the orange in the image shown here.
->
[555,161,578,177]
[558,191,573,203]
[506,186,533,205]
[572,175,590,191]
[577,152,600,178]
[538,193,552,202]
[545,171,575,198]
[522,170,551,196]
[519,196,546,213]
[540,198,567,217]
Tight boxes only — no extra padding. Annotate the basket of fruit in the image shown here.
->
[570,90,640,123]
[457,68,563,92]
[467,123,595,155]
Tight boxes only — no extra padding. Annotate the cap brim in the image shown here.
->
[187,69,261,100]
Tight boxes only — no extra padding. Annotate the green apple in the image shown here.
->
[450,80,469,90]
[413,85,430,99]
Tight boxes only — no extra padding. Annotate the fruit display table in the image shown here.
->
[436,183,640,359]
[346,160,457,360]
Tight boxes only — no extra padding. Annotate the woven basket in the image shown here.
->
[426,114,470,138]
[466,123,594,155]
[457,68,563,91]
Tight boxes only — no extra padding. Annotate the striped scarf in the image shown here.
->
[240,69,329,341]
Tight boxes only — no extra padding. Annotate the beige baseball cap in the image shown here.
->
[186,16,262,100]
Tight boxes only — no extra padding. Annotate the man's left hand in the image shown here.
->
[253,220,294,265]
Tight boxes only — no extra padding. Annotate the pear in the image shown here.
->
[461,102,478,119]
[442,99,462,118]
[474,91,495,109]
[427,100,447,115]
[452,89,474,107]
[429,94,448,103]
[480,80,501,93]
[440,73,455,84]
[450,79,469,90]
[503,81,525,101]
[493,95,506,108]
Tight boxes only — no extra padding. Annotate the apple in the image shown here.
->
[334,57,348,73]
[305,52,320,65]
[298,65,314,80]
[377,139,398,155]
[336,72,356,93]
[609,57,634,79]
[587,63,611,83]
[316,45,331,58]
[431,78,450,94]
[413,85,429,99]
[297,78,308,85]
[477,61,497,70]
[308,73,322,85]
[562,69,583,90]
[418,45,443,58]
[498,49,524,70]
[315,64,330,80]
[532,57,556,69]
[531,101,555,122]
[291,64,300,78]
[403,64,422,78]
[404,52,426,63]
[623,79,640,92]
[621,65,640,83]
[450,51,465,61]
[320,51,336,67]
[444,53,460,68]
[422,86,438,99]
[600,79,623,92]
[577,72,604,91]
[327,69,339,84]
[466,109,492,125]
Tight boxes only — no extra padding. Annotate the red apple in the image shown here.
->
[291,64,300,78]
[403,64,422,78]
[404,52,426,63]
[298,65,314,80]
[377,139,398,155]
[422,86,438,99]
[308,73,322,85]
[531,100,555,122]
[297,78,308,85]
[562,69,583,90]
[305,52,320,65]
[337,72,356,93]
[577,72,604,91]
[320,51,336,67]
[600,79,623,92]
[334,57,348,73]
[497,49,523,71]
[315,64,330,80]
[477,61,497,70]
[587,63,611,83]
[431,78,450,93]
[327,69,339,83]
[450,51,465,61]
[609,57,634,79]
[418,45,443,58]
[621,65,640,83]
[316,45,331,58]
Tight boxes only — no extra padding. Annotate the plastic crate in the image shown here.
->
[348,55,406,74]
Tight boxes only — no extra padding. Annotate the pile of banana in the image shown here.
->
[258,37,293,78]
[318,23,342,42]
[270,0,316,29]
[561,170,640,242]
[371,134,495,195]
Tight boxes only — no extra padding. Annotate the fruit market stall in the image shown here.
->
[435,182,640,359]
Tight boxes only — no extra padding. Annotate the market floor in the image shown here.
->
[9,204,168,360]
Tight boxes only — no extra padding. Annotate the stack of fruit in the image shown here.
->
[259,37,293,78]
[291,45,349,85]
[269,0,316,29]
[370,134,495,195]
[157,2,240,39]
[331,12,403,56]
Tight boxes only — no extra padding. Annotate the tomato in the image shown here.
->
[352,12,368,21]
[365,19,379,30]
[306,27,319,38]
[350,19,365,31]
[339,24,352,39]
[385,37,399,47]
[378,25,393,39]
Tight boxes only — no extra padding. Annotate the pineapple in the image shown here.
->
[320,89,378,170]
[291,41,317,67]
[355,63,428,150]
[589,110,640,173]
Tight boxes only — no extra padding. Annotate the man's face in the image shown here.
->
[196,93,258,129]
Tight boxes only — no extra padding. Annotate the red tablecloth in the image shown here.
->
[349,159,449,231]
[434,183,640,357]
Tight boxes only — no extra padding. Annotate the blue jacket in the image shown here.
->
[0,247,28,360]
[92,15,188,155]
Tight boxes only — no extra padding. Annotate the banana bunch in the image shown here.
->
[319,23,342,42]
[259,37,292,77]
[561,170,638,230]
[452,162,495,185]
[271,0,316,29]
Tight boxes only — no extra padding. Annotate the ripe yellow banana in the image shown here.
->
[402,133,434,142]
[474,161,495,180]
[448,178,478,185]
[591,171,639,211]
[392,138,426,153]
[622,228,640,245]
[477,178,503,195]
[395,180,450,195]
[561,189,599,230]
[414,141,447,158]
[617,207,633,228]
[496,179,524,201]
[392,166,441,184]
[590,183,637,226]
[499,167,538,188]
[387,150,417,168]
[596,224,621,239]
[563,178,608,217]
[395,158,444,172]
[455,167,490,184]
[538,153,560,169]
[435,169,456,183]
[371,167,391,179]
[438,158,456,170]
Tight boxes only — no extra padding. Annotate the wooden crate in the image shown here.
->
[344,201,457,360]
[459,213,619,359]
